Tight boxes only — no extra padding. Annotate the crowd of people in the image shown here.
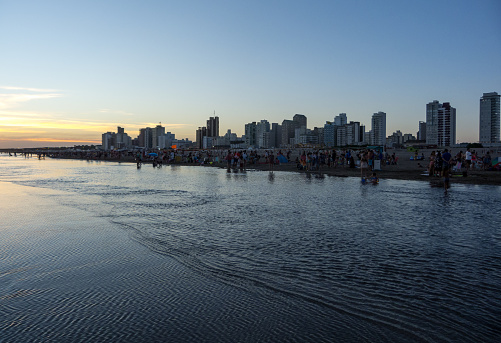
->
[427,148,495,177]
[12,147,399,173]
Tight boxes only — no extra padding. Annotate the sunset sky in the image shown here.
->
[1,0,500,148]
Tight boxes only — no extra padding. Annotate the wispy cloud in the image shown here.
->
[0,113,121,132]
[0,86,61,92]
[0,93,63,109]
[0,86,63,109]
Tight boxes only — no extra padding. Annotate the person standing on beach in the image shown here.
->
[465,148,472,169]
[269,151,275,171]
[434,151,442,177]
[360,152,368,179]
[442,148,452,174]
[368,150,374,171]
[226,150,232,170]
[441,149,452,191]
[428,151,436,176]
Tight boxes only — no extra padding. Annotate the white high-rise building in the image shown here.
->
[371,111,386,146]
[256,120,270,148]
[334,113,347,126]
[438,103,456,147]
[426,101,456,146]
[479,92,500,144]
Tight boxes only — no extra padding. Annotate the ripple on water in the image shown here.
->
[1,158,500,342]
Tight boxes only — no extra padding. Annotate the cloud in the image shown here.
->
[0,85,63,109]
[0,86,61,92]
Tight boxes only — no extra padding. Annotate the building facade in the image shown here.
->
[206,116,219,138]
[371,111,386,146]
[418,121,426,141]
[281,119,296,147]
[293,114,307,129]
[334,113,347,127]
[479,92,500,144]
[437,102,456,146]
[101,127,132,150]
[195,127,207,149]
[323,122,335,147]
[256,120,270,148]
[426,101,456,146]
[244,122,257,147]
[426,101,440,145]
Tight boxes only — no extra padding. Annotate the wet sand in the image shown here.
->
[0,181,306,342]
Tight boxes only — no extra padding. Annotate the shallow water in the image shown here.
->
[1,155,500,342]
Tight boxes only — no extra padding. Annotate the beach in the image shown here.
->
[6,147,500,185]
[240,148,501,186]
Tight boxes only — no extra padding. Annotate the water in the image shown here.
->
[1,155,500,342]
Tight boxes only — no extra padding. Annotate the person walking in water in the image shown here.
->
[360,151,368,181]
[442,148,452,191]
[268,151,275,171]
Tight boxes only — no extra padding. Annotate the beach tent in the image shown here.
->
[493,157,500,169]
[277,155,288,163]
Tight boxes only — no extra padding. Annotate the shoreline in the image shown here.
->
[3,149,500,186]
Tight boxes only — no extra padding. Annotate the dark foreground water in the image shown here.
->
[1,156,500,342]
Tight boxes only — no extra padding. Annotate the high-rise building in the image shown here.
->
[418,121,426,141]
[256,120,270,148]
[334,113,347,126]
[270,123,282,148]
[138,127,153,149]
[336,126,347,146]
[244,122,257,147]
[196,127,207,149]
[323,121,335,147]
[437,102,456,147]
[479,92,500,144]
[281,119,296,147]
[371,111,386,146]
[426,101,440,145]
[152,124,165,148]
[359,125,366,144]
[426,101,456,146]
[116,126,132,149]
[207,116,219,137]
[102,132,115,150]
[293,114,307,129]
[345,121,361,145]
[101,126,132,150]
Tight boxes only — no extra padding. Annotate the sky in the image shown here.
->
[0,0,500,148]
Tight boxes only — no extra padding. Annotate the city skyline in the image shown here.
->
[1,0,500,148]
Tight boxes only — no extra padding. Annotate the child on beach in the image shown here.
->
[370,172,379,184]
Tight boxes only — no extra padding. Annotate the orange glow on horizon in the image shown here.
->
[0,138,101,143]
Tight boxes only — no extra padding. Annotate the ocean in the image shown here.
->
[1,155,500,342]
